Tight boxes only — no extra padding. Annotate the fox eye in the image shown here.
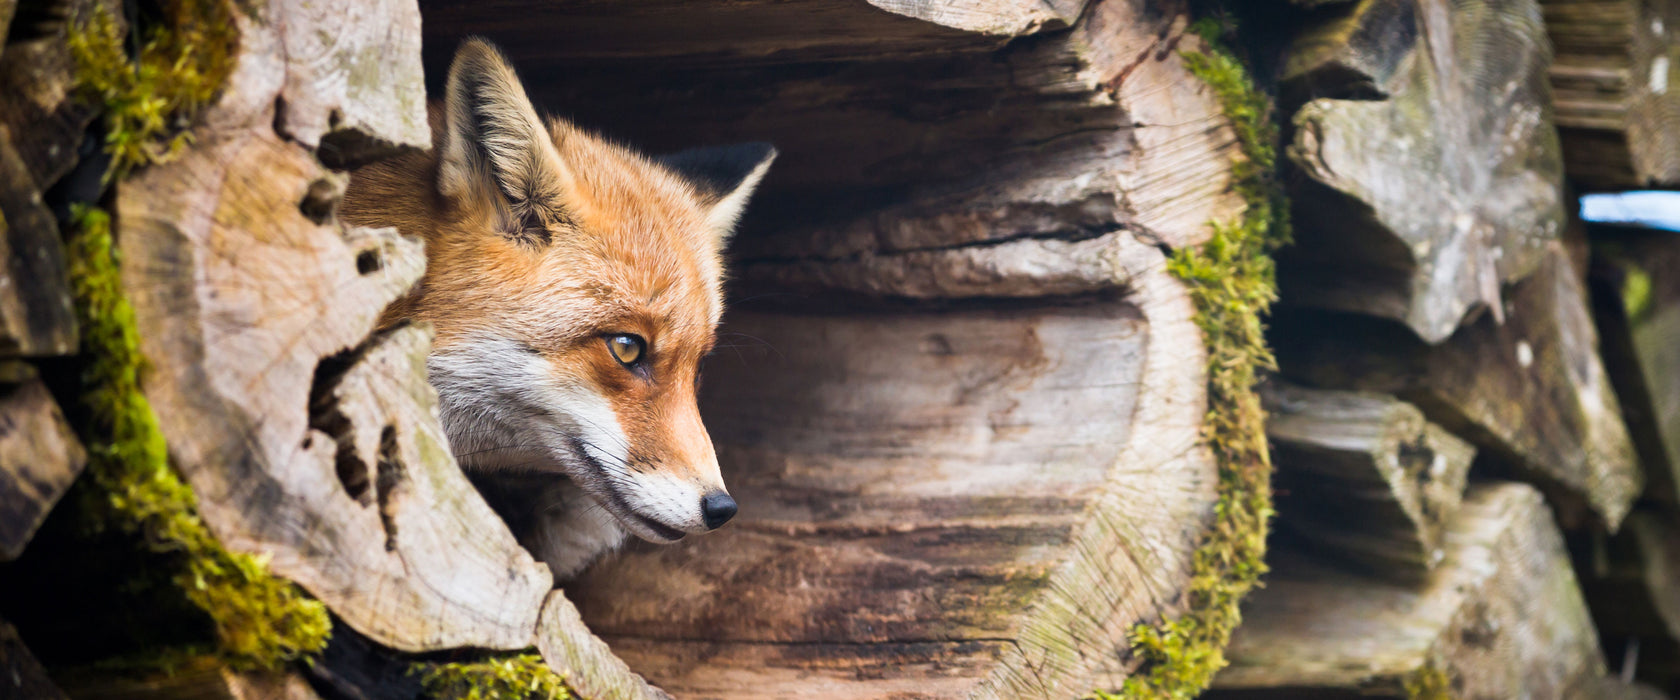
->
[606,334,645,366]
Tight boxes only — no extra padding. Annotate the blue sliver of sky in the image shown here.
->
[1581,191,1680,232]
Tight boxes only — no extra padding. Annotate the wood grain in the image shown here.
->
[1279,0,1566,343]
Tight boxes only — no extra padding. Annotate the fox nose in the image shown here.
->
[701,491,737,530]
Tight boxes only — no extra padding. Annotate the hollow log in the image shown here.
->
[114,0,550,653]
[0,366,84,561]
[1276,245,1640,528]
[1210,483,1609,698]
[1590,225,1680,507]
[1262,381,1475,581]
[407,1,1256,694]
[1277,0,1566,343]
[1542,0,1680,190]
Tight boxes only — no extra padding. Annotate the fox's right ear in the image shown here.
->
[438,38,571,242]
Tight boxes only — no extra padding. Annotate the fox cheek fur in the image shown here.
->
[338,38,775,582]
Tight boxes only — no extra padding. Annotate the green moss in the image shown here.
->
[1622,265,1654,324]
[1094,17,1288,700]
[1403,661,1454,700]
[418,654,574,700]
[68,0,237,180]
[67,206,331,670]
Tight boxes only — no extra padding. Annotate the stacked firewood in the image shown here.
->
[1207,0,1680,697]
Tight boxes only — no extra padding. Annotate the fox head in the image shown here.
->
[342,39,773,545]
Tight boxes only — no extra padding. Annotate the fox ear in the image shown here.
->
[439,38,570,243]
[657,143,777,245]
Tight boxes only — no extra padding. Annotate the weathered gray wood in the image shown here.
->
[1279,0,1566,343]
[0,129,76,358]
[113,0,550,653]
[274,0,430,167]
[1263,381,1475,581]
[0,619,68,700]
[0,366,85,561]
[1277,245,1640,529]
[1280,0,1419,102]
[1211,483,1607,698]
[1543,0,1680,189]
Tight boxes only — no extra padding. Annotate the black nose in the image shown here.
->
[701,491,737,530]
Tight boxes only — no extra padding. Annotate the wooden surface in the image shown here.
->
[0,369,85,561]
[1542,0,1680,189]
[1278,0,1565,343]
[1263,381,1474,581]
[1211,483,1607,697]
[1278,246,1640,529]
[274,0,430,167]
[0,128,76,358]
[568,230,1216,698]
[114,0,550,653]
[420,0,1246,260]
[1591,226,1680,507]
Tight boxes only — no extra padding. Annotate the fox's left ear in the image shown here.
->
[657,143,777,245]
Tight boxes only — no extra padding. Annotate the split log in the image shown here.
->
[0,130,76,358]
[0,365,85,561]
[1590,225,1680,506]
[1276,245,1640,528]
[1277,0,1566,343]
[1542,0,1680,190]
[114,0,549,653]
[1262,381,1475,581]
[0,619,67,700]
[1210,483,1609,698]
[0,0,115,190]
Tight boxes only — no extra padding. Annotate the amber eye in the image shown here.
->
[606,334,645,366]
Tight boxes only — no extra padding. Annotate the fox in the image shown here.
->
[339,38,774,581]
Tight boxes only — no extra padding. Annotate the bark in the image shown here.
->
[1211,483,1608,698]
[0,366,84,561]
[1276,245,1640,529]
[1263,381,1475,581]
[114,0,549,653]
[1542,0,1680,190]
[1278,0,1566,343]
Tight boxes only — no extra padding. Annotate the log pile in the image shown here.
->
[0,0,1678,698]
